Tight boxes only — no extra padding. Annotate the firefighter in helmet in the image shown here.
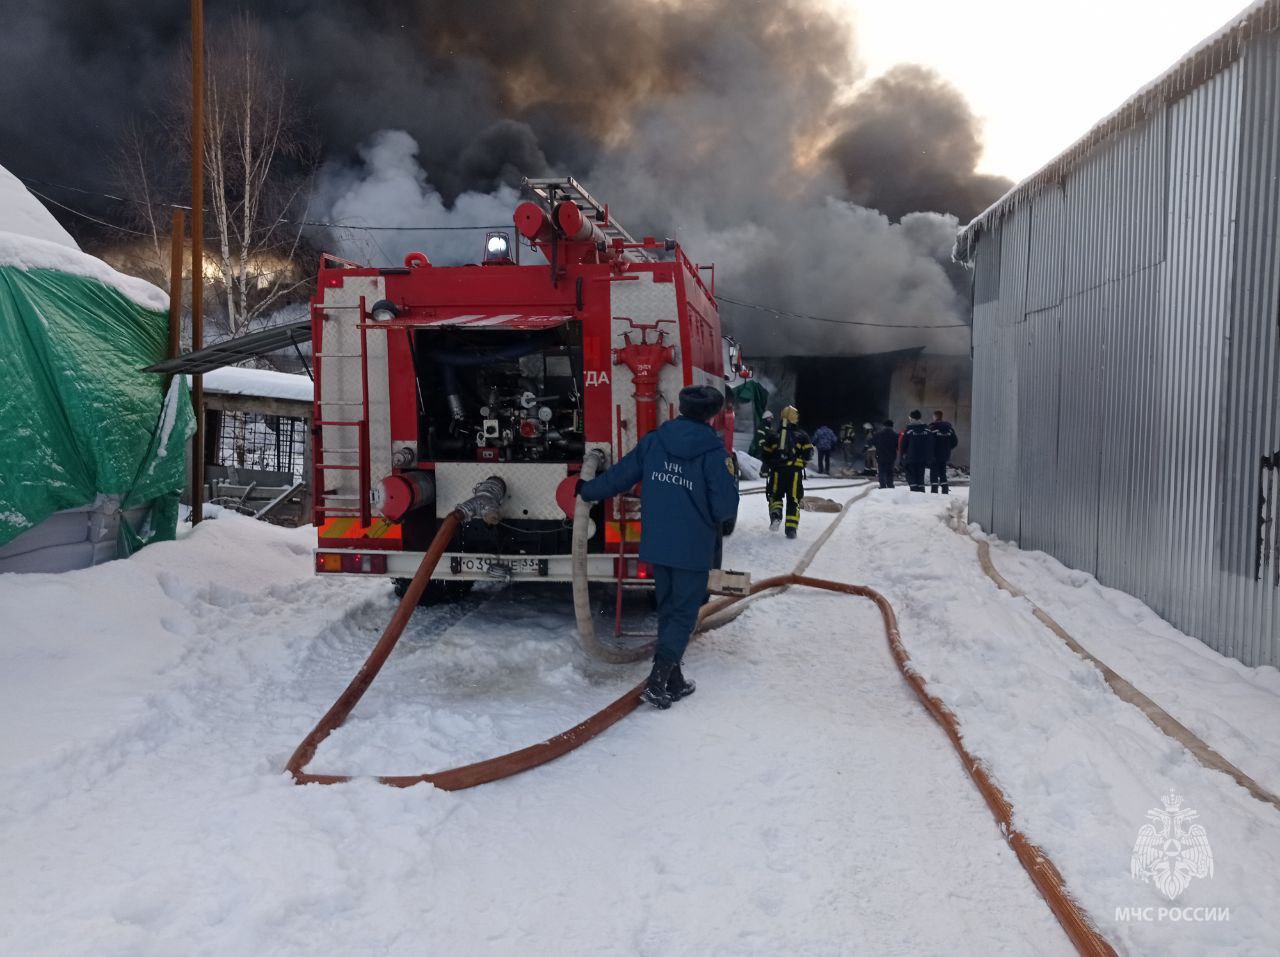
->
[758,405,813,539]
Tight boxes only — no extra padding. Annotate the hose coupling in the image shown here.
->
[455,476,507,525]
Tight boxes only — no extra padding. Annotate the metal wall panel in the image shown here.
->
[997,209,1030,327]
[1025,186,1065,313]
[1217,33,1280,666]
[1051,283,1110,574]
[973,222,1003,305]
[990,321,1022,542]
[1160,64,1241,644]
[1062,146,1113,297]
[968,302,1000,529]
[1017,307,1062,553]
[1095,265,1166,603]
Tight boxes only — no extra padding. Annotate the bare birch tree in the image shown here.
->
[114,13,317,344]
[201,15,315,339]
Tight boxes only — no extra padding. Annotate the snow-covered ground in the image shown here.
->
[1,489,1277,954]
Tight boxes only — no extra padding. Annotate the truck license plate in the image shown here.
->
[454,556,542,575]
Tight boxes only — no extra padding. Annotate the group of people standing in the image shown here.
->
[871,410,958,493]
[752,405,961,540]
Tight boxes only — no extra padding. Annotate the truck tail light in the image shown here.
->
[613,558,652,579]
[317,553,387,574]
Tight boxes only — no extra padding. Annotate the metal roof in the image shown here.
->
[955,0,1280,261]
[145,320,312,374]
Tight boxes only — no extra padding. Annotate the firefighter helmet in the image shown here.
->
[780,405,799,424]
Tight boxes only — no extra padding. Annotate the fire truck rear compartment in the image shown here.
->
[402,323,594,562]
[411,325,585,465]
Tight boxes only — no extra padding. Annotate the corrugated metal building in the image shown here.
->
[955,0,1280,668]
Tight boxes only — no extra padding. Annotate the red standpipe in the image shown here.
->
[614,335,676,439]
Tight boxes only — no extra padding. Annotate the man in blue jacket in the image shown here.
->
[812,424,838,474]
[872,419,899,489]
[927,410,959,494]
[899,409,934,493]
[577,385,741,709]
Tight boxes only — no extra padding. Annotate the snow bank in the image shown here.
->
[0,166,78,250]
[202,366,312,403]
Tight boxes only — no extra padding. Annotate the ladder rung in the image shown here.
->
[319,400,363,406]
[316,420,363,427]
[320,495,360,501]
[315,464,360,471]
[319,448,359,453]
[314,353,362,358]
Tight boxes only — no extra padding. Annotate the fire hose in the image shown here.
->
[569,448,653,663]
[286,488,1116,955]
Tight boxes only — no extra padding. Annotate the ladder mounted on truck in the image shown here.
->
[523,176,658,262]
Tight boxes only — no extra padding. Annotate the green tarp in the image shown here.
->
[732,379,770,457]
[0,265,194,553]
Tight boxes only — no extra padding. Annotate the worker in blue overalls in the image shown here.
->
[577,385,741,709]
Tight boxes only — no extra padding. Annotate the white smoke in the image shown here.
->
[311,130,520,267]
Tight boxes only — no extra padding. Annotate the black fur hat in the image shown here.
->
[678,385,725,422]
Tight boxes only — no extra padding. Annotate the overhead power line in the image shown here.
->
[716,295,970,330]
[15,175,507,234]
[24,185,155,237]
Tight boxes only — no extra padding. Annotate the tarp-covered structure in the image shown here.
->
[0,165,194,572]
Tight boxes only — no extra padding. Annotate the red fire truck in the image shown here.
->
[309,178,746,650]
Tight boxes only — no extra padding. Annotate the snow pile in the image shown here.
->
[0,166,77,249]
[0,163,167,311]
[202,367,312,403]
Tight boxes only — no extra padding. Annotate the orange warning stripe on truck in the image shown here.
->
[319,517,403,549]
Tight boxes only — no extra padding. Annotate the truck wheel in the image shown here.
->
[393,578,475,606]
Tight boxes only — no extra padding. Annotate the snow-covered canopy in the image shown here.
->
[202,366,312,403]
[0,163,167,311]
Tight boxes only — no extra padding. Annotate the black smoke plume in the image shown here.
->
[0,0,1011,356]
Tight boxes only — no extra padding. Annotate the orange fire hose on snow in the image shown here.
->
[286,521,1115,955]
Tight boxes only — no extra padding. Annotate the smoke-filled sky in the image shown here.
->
[1,0,1019,356]
[846,0,1253,182]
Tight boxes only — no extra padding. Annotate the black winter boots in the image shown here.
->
[642,659,696,709]
[667,662,696,701]
[642,659,675,709]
